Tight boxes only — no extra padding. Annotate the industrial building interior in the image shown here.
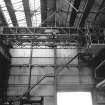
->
[0,0,105,105]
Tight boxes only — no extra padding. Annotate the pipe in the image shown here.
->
[95,59,105,71]
[95,59,105,78]
[27,42,33,97]
[96,79,105,88]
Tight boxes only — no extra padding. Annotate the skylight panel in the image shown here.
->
[3,10,12,23]
[29,0,41,27]
[0,0,13,27]
[2,9,13,26]
[0,0,41,27]
[18,21,27,27]
[0,0,6,8]
[11,0,27,27]
[15,12,25,20]
[11,1,24,11]
[29,0,35,11]
[10,0,22,4]
[8,23,13,27]
[18,18,27,27]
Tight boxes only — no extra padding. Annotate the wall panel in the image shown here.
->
[7,86,27,96]
[32,58,54,64]
[31,67,54,75]
[31,85,55,96]
[10,67,29,75]
[7,47,97,105]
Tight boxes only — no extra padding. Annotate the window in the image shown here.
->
[57,92,93,105]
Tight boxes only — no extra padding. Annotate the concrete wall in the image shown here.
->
[7,47,105,105]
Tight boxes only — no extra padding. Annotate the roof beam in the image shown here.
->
[0,7,8,26]
[79,0,94,27]
[65,0,75,27]
[54,0,56,26]
[73,0,88,28]
[40,0,47,26]
[22,0,32,27]
[69,0,81,26]
[4,0,18,26]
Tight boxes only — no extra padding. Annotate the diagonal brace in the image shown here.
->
[65,0,78,12]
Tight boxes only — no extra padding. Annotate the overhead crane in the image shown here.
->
[0,26,105,48]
